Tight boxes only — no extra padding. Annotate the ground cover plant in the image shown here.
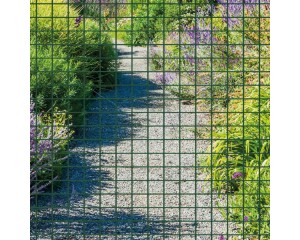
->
[151,0,270,238]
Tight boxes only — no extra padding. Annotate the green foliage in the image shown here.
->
[72,0,127,20]
[227,157,270,237]
[30,104,74,196]
[117,0,210,45]
[152,2,270,106]
[30,0,117,124]
[41,109,74,186]
[200,83,270,236]
[118,1,163,45]
[30,0,117,91]
[149,1,270,237]
[202,84,270,187]
[30,43,93,124]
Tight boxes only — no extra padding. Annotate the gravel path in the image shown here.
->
[31,41,234,239]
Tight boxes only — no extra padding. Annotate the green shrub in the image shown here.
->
[30,0,117,90]
[30,42,93,124]
[71,0,127,19]
[117,1,163,45]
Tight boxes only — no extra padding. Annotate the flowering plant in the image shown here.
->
[149,1,270,237]
[30,102,73,197]
[151,1,269,102]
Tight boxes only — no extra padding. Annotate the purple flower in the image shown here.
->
[75,15,83,28]
[216,0,263,28]
[244,216,249,221]
[30,101,72,197]
[184,19,212,45]
[155,72,177,85]
[232,172,243,179]
[219,234,226,240]
[38,140,53,153]
[184,53,195,64]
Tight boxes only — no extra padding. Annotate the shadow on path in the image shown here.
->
[30,65,181,238]
[31,209,178,239]
[74,73,164,148]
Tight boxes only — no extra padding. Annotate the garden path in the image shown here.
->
[32,40,234,240]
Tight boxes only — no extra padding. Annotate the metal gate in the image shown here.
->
[30,0,270,239]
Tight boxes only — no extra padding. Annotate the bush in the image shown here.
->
[71,0,127,19]
[30,102,73,198]
[119,1,164,45]
[30,0,117,91]
[30,42,93,123]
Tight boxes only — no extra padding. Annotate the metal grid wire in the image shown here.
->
[30,0,270,239]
